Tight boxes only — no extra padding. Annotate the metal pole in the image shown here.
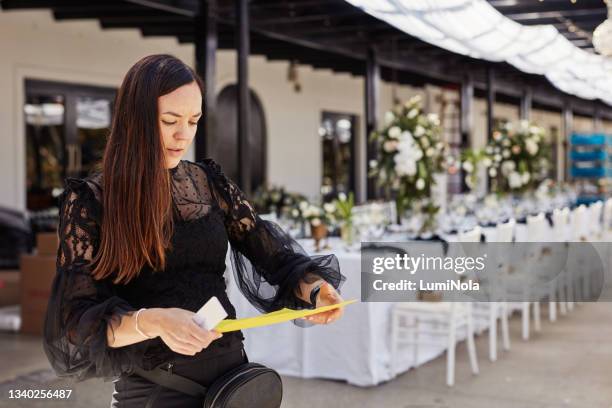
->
[365,45,379,201]
[236,0,251,195]
[195,0,217,160]
[562,102,573,183]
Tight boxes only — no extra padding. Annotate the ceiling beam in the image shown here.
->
[506,8,607,22]
[122,0,196,17]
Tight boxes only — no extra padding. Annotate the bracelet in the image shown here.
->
[135,308,154,339]
[309,282,324,307]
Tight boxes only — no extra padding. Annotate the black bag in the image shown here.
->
[131,352,282,408]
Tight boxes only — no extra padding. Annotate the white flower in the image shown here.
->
[502,149,511,158]
[384,140,398,152]
[414,125,426,137]
[521,172,530,184]
[520,120,529,131]
[323,203,336,213]
[420,137,430,149]
[462,161,474,173]
[502,139,511,147]
[401,130,412,140]
[501,160,516,176]
[426,147,435,157]
[436,142,444,150]
[292,209,299,217]
[488,168,497,177]
[416,178,426,190]
[369,159,378,169]
[299,201,309,211]
[482,158,492,168]
[338,192,347,201]
[525,138,539,156]
[394,130,423,178]
[494,154,502,162]
[407,109,418,119]
[485,146,494,154]
[508,172,522,189]
[388,126,401,139]
[408,94,422,105]
[384,111,395,126]
[427,113,440,126]
[395,157,417,177]
[311,217,321,227]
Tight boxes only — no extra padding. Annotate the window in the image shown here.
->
[320,111,356,201]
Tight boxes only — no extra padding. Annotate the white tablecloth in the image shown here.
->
[225,237,473,386]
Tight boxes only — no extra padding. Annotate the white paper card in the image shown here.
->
[193,296,227,330]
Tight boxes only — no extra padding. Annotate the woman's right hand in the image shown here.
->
[140,308,223,356]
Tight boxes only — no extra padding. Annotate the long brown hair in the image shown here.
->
[92,54,204,284]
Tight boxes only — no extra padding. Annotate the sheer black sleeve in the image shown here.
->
[198,159,346,316]
[42,177,147,382]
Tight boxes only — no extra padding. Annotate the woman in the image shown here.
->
[42,54,346,407]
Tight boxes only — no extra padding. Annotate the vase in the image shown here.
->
[340,221,355,246]
[310,223,328,251]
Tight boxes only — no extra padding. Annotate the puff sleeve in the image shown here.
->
[42,178,147,382]
[197,159,346,316]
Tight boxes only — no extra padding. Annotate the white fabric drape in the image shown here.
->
[345,0,612,105]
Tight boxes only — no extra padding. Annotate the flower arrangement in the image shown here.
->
[299,201,337,228]
[252,185,307,218]
[369,95,451,215]
[460,148,492,192]
[484,121,551,193]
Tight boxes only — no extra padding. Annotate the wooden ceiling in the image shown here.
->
[1,0,610,117]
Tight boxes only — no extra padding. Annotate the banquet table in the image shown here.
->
[224,220,543,386]
[226,236,475,386]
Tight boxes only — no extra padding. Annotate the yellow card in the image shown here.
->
[215,299,357,333]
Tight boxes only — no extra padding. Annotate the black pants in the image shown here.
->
[111,346,247,408]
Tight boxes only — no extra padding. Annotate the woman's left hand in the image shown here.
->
[303,282,344,325]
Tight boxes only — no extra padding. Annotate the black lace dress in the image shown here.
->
[42,158,345,382]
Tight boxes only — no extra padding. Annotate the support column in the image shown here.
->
[486,67,495,140]
[460,73,474,193]
[236,0,251,195]
[365,45,380,202]
[195,0,217,161]
[594,103,603,133]
[460,73,474,148]
[520,87,532,122]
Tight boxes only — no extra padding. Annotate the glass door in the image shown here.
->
[25,80,115,215]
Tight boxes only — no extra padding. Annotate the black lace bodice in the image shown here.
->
[43,158,345,382]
